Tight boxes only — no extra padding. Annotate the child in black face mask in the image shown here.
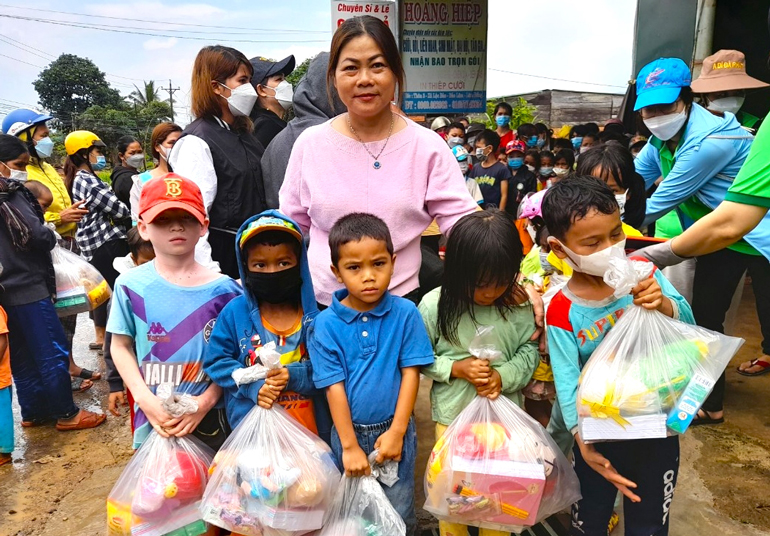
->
[204,210,331,443]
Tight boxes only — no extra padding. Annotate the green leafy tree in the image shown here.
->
[286,55,316,89]
[33,54,124,129]
[129,81,161,106]
[485,97,537,130]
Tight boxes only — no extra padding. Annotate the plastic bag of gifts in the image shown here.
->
[577,253,745,442]
[52,244,111,317]
[318,451,405,536]
[199,403,340,536]
[424,327,581,533]
[106,431,215,536]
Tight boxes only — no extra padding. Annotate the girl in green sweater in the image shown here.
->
[419,209,540,536]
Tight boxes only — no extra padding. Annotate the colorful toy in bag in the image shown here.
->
[577,254,745,442]
[200,403,340,536]
[424,327,581,533]
[52,244,111,317]
[319,451,405,536]
[106,431,215,536]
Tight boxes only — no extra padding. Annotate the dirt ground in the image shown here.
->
[1,285,770,535]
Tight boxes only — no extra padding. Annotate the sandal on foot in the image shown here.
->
[0,454,11,467]
[56,409,106,431]
[21,418,52,428]
[690,410,724,427]
[71,377,93,392]
[88,342,103,350]
[75,368,102,381]
[737,358,770,377]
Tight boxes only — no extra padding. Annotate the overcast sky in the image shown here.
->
[0,0,637,126]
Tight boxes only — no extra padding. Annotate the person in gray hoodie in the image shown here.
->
[261,52,344,208]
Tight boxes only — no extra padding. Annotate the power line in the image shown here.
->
[0,4,331,34]
[0,52,43,68]
[0,14,330,43]
[489,68,627,89]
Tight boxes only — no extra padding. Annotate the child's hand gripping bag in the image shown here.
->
[577,254,745,442]
[319,451,406,536]
[424,396,581,532]
[52,244,111,317]
[424,326,581,533]
[106,431,215,536]
[200,402,341,536]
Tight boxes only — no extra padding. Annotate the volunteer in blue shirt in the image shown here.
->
[634,57,769,426]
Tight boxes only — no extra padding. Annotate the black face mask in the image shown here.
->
[244,264,302,304]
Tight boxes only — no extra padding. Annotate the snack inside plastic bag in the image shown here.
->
[577,254,745,442]
[319,460,406,536]
[107,432,215,536]
[424,396,581,532]
[231,341,283,387]
[200,404,341,535]
[52,244,111,317]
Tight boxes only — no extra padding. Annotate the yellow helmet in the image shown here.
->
[64,130,106,155]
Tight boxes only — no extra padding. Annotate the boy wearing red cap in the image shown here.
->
[108,173,242,449]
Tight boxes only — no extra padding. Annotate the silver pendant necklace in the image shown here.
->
[347,112,394,170]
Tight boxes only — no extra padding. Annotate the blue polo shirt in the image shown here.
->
[309,289,435,425]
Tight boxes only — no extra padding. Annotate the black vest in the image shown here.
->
[181,117,267,231]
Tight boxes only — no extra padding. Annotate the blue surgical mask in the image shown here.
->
[571,137,583,150]
[34,136,55,158]
[92,155,107,171]
[536,138,546,149]
[495,115,510,127]
[508,157,523,170]
[526,135,538,148]
[540,166,554,176]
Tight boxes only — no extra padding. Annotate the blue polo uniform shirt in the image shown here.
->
[309,290,435,425]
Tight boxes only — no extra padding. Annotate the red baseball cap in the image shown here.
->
[505,139,527,155]
[139,173,207,225]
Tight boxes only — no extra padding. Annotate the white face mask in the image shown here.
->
[126,153,145,169]
[159,145,171,161]
[579,145,591,154]
[558,239,627,277]
[458,160,469,175]
[219,81,258,117]
[265,80,294,111]
[707,96,745,115]
[1,162,26,182]
[553,166,569,177]
[644,109,688,141]
[447,137,464,149]
[615,190,628,216]
[526,164,536,173]
[526,223,537,242]
[475,147,487,159]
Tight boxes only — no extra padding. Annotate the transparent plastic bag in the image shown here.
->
[52,244,111,317]
[200,404,341,536]
[577,255,745,442]
[318,472,406,536]
[424,396,581,533]
[107,432,215,536]
[232,342,283,387]
[368,450,398,488]
[468,325,503,362]
[157,382,199,418]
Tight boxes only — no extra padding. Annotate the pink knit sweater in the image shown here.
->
[279,116,478,305]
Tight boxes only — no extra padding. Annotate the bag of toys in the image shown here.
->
[424,327,580,533]
[107,432,215,536]
[200,404,340,536]
[577,254,745,442]
[319,451,405,536]
[52,244,111,317]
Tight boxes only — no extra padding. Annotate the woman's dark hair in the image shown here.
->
[525,149,541,170]
[328,16,405,112]
[569,124,588,138]
[554,148,575,169]
[493,102,513,116]
[63,148,96,195]
[517,123,537,139]
[542,175,619,241]
[116,135,140,164]
[0,134,35,250]
[552,138,573,152]
[584,122,600,135]
[583,132,600,144]
[575,144,647,229]
[540,150,555,164]
[437,210,527,345]
[150,122,183,160]
[535,122,552,146]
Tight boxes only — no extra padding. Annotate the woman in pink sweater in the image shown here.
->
[279,16,478,305]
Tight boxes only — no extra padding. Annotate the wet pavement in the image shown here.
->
[2,284,770,535]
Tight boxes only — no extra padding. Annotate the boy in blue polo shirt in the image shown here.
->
[309,213,434,535]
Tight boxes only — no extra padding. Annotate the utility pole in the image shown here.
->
[162,79,181,122]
